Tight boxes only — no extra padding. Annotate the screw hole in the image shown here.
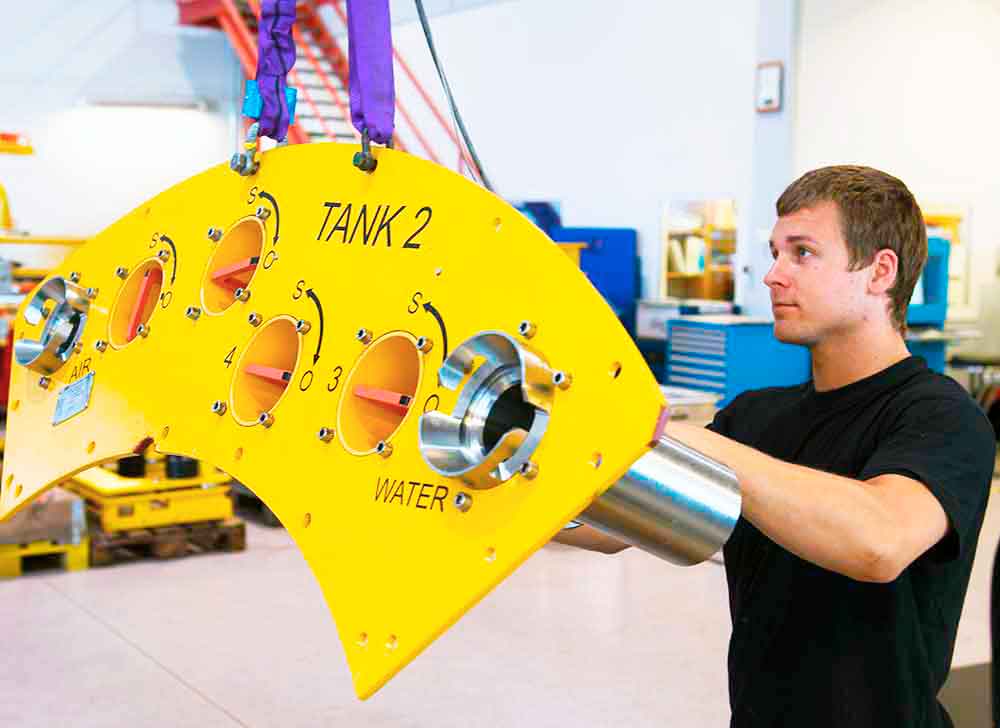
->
[303,513,312,528]
[434,267,443,277]
[609,362,623,379]
[15,484,23,498]
[86,441,96,454]
[5,474,12,487]
[485,547,497,562]
[493,218,502,232]
[234,447,244,461]
[591,452,603,468]
[10,400,19,411]
[160,426,170,440]
[386,634,398,650]
[357,633,368,647]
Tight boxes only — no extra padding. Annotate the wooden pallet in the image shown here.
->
[89,518,245,567]
[0,538,89,578]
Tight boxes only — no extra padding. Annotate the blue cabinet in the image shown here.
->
[665,316,811,407]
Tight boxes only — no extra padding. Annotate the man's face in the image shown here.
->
[766,200,872,346]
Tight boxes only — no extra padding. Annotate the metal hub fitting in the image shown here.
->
[418,331,555,489]
[14,276,91,375]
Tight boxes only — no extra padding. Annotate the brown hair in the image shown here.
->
[776,165,927,332]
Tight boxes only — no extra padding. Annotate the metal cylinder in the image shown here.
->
[579,436,741,566]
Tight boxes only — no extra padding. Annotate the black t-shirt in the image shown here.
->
[708,356,995,728]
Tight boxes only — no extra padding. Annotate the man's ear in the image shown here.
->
[869,248,899,295]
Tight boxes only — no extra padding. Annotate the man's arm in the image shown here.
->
[664,421,949,582]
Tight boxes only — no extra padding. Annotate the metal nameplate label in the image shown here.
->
[53,372,94,425]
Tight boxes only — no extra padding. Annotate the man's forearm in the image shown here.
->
[664,422,904,581]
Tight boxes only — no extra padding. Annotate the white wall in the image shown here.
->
[389,0,760,299]
[0,0,241,249]
[796,0,1000,335]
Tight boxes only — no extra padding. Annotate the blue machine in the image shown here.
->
[905,236,950,372]
[664,317,811,407]
[550,226,640,335]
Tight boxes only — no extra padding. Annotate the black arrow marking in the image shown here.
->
[160,235,178,283]
[259,191,280,244]
[423,301,448,361]
[306,288,324,364]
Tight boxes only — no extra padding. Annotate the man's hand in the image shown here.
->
[550,522,631,554]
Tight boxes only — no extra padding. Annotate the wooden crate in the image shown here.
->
[89,518,245,567]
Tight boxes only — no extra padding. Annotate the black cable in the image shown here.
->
[413,0,494,192]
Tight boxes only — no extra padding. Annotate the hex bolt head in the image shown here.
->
[38,376,51,390]
[95,339,108,352]
[136,323,150,338]
[258,411,275,428]
[211,400,227,415]
[85,287,99,300]
[255,206,271,220]
[114,266,129,279]
[519,461,540,480]
[206,227,223,242]
[318,427,335,442]
[156,249,170,262]
[552,371,573,390]
[295,319,312,334]
[356,328,373,345]
[376,440,393,458]
[518,320,537,339]
[234,287,251,302]
[185,306,202,320]
[69,271,81,283]
[247,312,262,327]
[416,336,433,353]
[453,492,473,513]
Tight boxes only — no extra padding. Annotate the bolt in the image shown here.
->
[356,328,373,345]
[85,287,98,300]
[247,312,262,327]
[207,227,223,242]
[416,336,433,353]
[234,287,251,302]
[453,492,473,512]
[137,323,150,338]
[95,339,108,352]
[258,411,275,428]
[518,320,537,339]
[73,342,83,355]
[185,306,202,320]
[376,440,393,458]
[295,319,311,334]
[39,307,50,320]
[255,206,271,220]
[553,371,573,390]
[69,271,81,283]
[317,427,335,443]
[38,376,51,390]
[115,266,129,279]
[519,461,539,480]
[211,400,227,415]
[156,249,170,263]
[230,153,245,172]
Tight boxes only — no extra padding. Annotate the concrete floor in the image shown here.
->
[2,492,998,728]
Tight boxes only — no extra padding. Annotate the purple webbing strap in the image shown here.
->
[256,0,297,141]
[346,0,396,145]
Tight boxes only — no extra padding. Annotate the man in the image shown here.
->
[561,166,995,726]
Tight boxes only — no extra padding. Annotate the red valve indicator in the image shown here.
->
[210,256,259,290]
[126,267,163,342]
[244,363,292,384]
[353,385,413,415]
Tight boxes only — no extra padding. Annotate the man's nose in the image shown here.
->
[764,257,789,289]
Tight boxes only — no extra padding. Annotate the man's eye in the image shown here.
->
[796,246,812,259]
